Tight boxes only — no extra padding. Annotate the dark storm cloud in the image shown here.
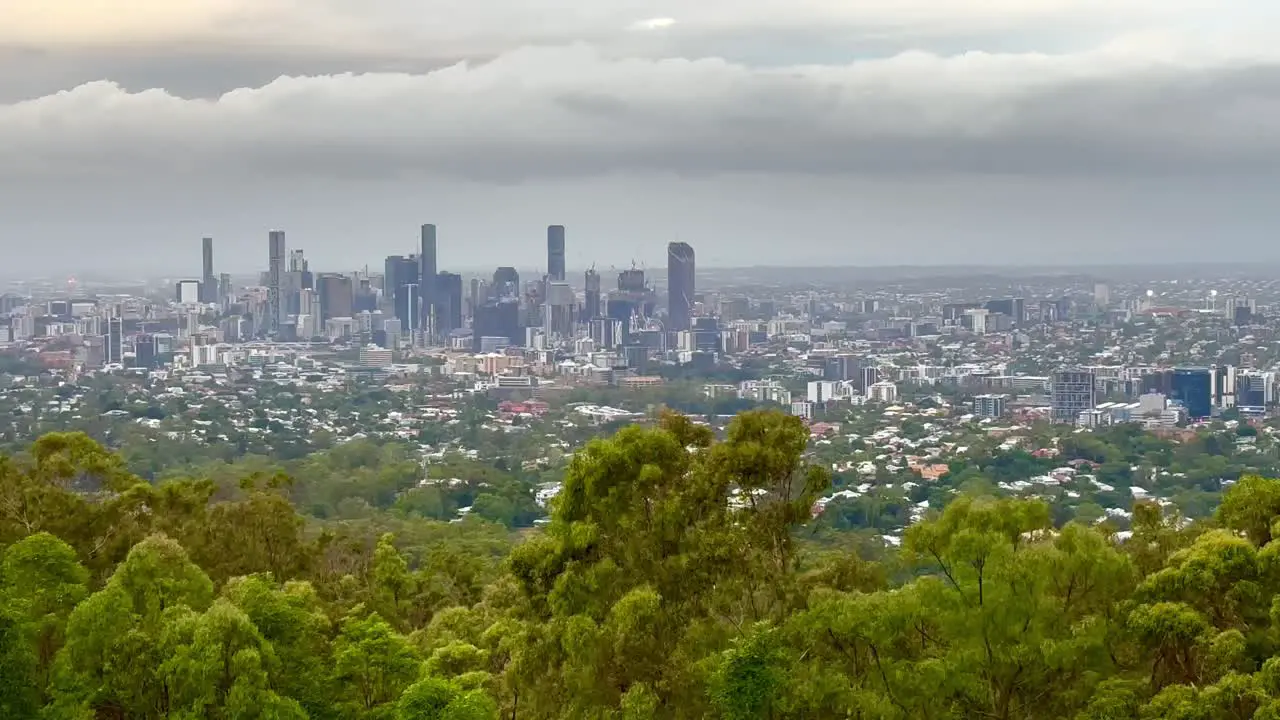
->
[3,45,1280,183]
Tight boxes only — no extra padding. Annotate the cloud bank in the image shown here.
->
[3,38,1280,183]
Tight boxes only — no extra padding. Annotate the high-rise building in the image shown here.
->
[473,299,521,351]
[1171,367,1213,419]
[289,249,308,273]
[1051,368,1096,423]
[607,298,636,346]
[493,267,520,299]
[1239,372,1270,409]
[103,317,124,365]
[590,316,619,349]
[584,269,601,320]
[984,298,1024,325]
[384,255,420,330]
[436,272,464,336]
[544,281,575,338]
[1213,364,1237,410]
[267,230,287,334]
[692,316,719,352]
[547,225,566,283]
[317,274,354,321]
[200,237,217,303]
[135,334,157,369]
[667,242,696,333]
[393,283,418,336]
[468,278,483,320]
[618,269,645,293]
[384,256,417,300]
[975,394,1008,418]
[419,224,438,333]
[175,280,201,304]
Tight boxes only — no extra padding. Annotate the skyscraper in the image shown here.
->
[385,255,420,330]
[618,268,645,293]
[493,267,520,299]
[473,299,521,351]
[135,334,157,369]
[436,272,464,336]
[289,249,309,274]
[267,230,287,334]
[395,284,419,335]
[103,317,124,366]
[584,269,601,320]
[1172,367,1213,419]
[544,281,575,338]
[547,225,566,283]
[317,274,354,321]
[468,278,482,320]
[667,241,696,333]
[419,224,438,334]
[200,237,217,303]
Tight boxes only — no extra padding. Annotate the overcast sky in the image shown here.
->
[3,0,1280,276]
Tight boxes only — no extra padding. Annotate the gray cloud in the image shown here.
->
[1,0,1254,101]
[5,0,1280,274]
[0,44,472,103]
[3,43,1280,183]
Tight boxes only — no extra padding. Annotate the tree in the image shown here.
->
[222,575,335,718]
[159,599,308,719]
[0,532,88,705]
[332,611,421,717]
[395,675,497,720]
[49,534,214,718]
[504,410,828,718]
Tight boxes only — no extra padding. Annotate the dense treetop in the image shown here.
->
[1,410,1279,718]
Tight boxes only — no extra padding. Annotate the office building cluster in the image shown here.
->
[186,225,700,357]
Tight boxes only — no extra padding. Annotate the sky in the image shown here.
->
[3,0,1280,275]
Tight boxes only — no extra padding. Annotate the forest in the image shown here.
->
[2,409,1280,719]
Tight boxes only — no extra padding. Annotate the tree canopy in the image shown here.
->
[0,412,1278,718]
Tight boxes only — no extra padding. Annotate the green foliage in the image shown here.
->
[9,418,1280,718]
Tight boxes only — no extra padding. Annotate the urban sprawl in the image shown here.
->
[2,227,1279,542]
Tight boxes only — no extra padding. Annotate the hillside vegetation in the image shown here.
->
[1,409,1278,719]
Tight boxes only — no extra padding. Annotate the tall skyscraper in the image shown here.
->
[200,237,217,303]
[419,224,438,334]
[384,255,420,330]
[436,272,464,336]
[667,242,696,333]
[584,269,602,320]
[544,281,575,338]
[395,284,419,335]
[317,274,354,321]
[468,278,482,320]
[547,225,566,283]
[267,230,287,334]
[103,317,124,365]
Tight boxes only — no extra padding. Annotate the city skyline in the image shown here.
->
[5,2,1280,272]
